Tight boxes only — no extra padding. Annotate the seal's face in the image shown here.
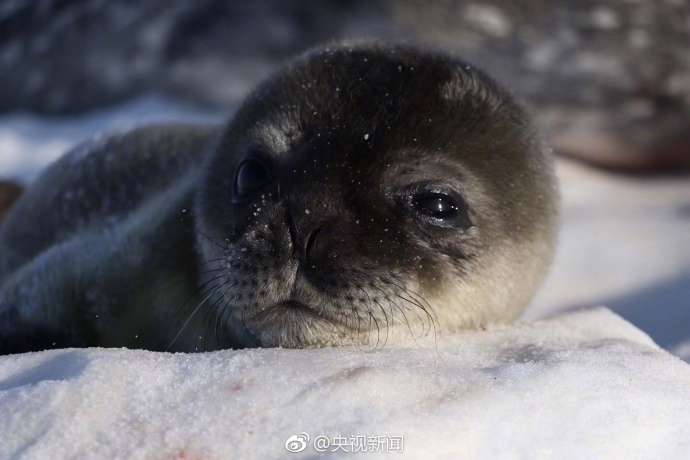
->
[196,44,558,348]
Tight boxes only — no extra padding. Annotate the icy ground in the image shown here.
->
[1,309,690,459]
[1,95,690,458]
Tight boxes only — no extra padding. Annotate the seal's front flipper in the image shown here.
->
[0,307,77,355]
[0,244,94,354]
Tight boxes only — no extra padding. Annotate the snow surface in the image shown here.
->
[1,308,689,459]
[2,94,690,458]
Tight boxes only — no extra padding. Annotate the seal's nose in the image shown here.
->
[292,224,325,264]
[285,203,324,264]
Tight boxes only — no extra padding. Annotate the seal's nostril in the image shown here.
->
[304,225,323,262]
[285,206,298,259]
[284,199,326,263]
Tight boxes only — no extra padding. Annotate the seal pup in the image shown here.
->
[0,42,558,354]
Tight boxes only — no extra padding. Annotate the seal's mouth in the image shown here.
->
[275,299,366,331]
[279,300,312,311]
[247,299,341,326]
[237,297,368,347]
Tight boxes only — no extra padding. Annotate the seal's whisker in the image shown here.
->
[394,293,432,339]
[173,271,227,320]
[167,281,224,351]
[213,283,237,347]
[195,233,231,241]
[365,309,383,352]
[368,296,392,349]
[156,261,222,294]
[363,287,391,350]
[349,304,365,351]
[396,283,440,338]
[195,227,228,252]
[196,258,227,269]
[386,297,425,348]
[196,267,228,278]
[364,279,418,334]
[395,291,434,337]
[380,275,439,337]
[376,296,412,335]
[201,283,231,351]
[220,295,236,346]
[399,284,439,325]
[402,287,440,340]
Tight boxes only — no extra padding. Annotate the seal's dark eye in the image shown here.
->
[415,194,458,219]
[234,158,270,202]
[410,190,472,229]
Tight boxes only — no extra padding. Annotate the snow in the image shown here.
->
[1,94,690,457]
[1,308,689,459]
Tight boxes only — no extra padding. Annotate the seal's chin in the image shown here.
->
[235,300,437,349]
[233,299,378,348]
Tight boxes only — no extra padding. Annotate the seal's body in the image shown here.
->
[0,42,558,354]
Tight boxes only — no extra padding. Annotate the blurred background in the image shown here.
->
[0,0,688,359]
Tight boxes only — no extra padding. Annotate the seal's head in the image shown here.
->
[196,42,558,348]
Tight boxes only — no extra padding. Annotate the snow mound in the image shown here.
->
[1,307,689,459]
